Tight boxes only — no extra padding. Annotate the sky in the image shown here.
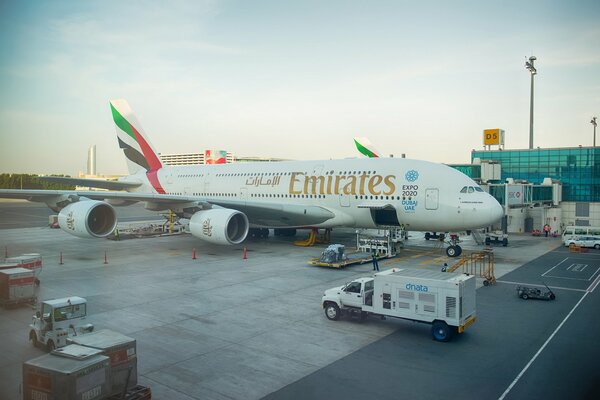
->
[0,0,599,176]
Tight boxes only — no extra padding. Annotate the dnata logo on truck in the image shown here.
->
[405,283,428,292]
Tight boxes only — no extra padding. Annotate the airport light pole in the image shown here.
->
[592,117,597,147]
[525,56,537,149]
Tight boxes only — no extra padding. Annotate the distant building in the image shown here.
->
[159,151,235,165]
[87,145,96,175]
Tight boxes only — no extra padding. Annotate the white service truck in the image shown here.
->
[29,296,94,351]
[321,268,476,342]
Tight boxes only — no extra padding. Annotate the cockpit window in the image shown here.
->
[467,187,474,193]
[474,187,484,192]
[460,186,468,193]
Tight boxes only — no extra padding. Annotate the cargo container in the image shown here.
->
[0,267,36,307]
[0,262,19,270]
[68,329,137,396]
[6,253,43,279]
[23,344,110,400]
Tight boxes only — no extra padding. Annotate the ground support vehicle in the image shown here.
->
[484,231,508,247]
[23,344,111,400]
[516,284,556,301]
[321,268,477,342]
[29,296,94,351]
[68,329,138,397]
[563,235,600,249]
[0,267,37,308]
[308,244,383,268]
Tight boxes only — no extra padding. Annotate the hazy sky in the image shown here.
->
[0,0,599,176]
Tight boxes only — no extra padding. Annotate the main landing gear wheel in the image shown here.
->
[29,331,38,348]
[446,245,462,257]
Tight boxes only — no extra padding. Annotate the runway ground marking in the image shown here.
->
[541,257,568,277]
[498,291,589,399]
[498,275,599,400]
[495,280,586,292]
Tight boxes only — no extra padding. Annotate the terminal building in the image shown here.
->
[451,129,599,233]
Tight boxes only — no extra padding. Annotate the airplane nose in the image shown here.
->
[490,200,504,223]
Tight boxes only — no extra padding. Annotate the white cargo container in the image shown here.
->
[0,267,36,307]
[23,344,110,400]
[321,268,477,342]
[68,329,138,396]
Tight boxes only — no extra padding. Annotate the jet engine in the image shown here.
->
[58,200,117,238]
[189,209,249,245]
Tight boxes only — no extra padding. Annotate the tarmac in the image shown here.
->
[0,201,599,399]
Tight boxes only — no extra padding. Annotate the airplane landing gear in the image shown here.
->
[445,233,462,257]
[446,245,462,257]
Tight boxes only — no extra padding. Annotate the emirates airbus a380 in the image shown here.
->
[0,100,503,256]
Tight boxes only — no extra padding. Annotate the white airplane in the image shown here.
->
[0,100,503,257]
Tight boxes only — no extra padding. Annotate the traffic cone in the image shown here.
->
[243,247,247,260]
[59,252,64,265]
[103,251,108,265]
[192,248,197,260]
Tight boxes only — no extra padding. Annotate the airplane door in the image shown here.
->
[341,281,363,308]
[339,194,350,207]
[425,188,439,210]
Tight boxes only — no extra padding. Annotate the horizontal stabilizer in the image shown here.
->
[39,176,142,191]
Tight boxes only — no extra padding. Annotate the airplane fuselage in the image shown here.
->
[124,157,503,232]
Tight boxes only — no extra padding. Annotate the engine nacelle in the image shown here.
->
[58,201,117,238]
[189,209,249,245]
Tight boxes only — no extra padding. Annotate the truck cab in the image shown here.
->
[29,296,94,351]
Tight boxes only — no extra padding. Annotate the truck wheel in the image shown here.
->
[29,331,38,348]
[485,237,491,245]
[47,340,55,352]
[550,293,556,300]
[324,303,341,321]
[425,232,431,240]
[431,321,452,342]
[502,238,508,247]
[521,293,529,300]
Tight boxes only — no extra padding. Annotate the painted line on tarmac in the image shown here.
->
[541,257,568,277]
[498,290,590,400]
[495,280,586,292]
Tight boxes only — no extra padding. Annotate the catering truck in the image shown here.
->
[321,268,476,342]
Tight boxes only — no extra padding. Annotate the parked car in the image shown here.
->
[563,235,600,249]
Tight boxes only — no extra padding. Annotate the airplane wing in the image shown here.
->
[39,176,142,190]
[0,189,335,227]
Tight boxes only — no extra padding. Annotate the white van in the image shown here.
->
[562,226,600,240]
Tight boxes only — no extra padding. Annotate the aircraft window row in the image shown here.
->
[211,170,380,178]
[245,193,402,200]
[178,174,204,178]
[460,186,484,193]
[216,172,294,177]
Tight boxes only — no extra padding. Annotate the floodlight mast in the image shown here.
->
[525,56,537,149]
[592,117,597,147]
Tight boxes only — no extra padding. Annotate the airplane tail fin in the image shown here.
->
[110,99,163,175]
[354,137,381,158]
